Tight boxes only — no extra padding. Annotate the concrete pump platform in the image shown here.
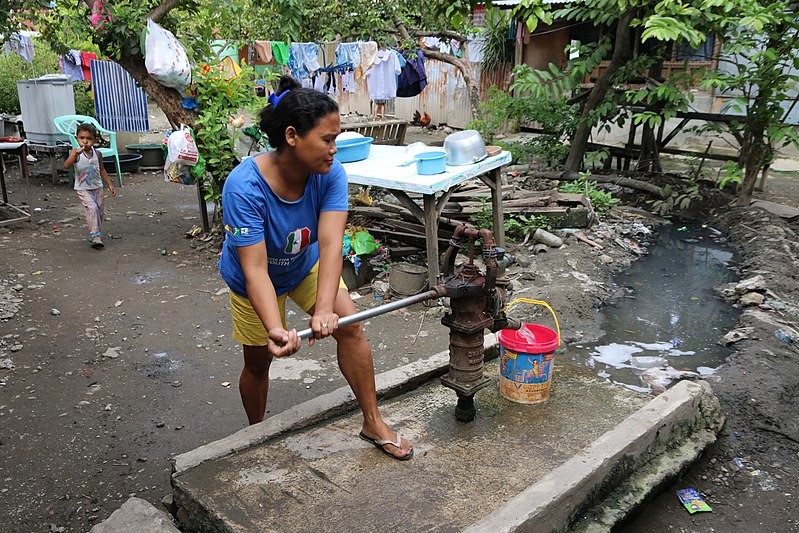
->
[160,336,722,533]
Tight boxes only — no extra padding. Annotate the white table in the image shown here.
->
[343,144,512,287]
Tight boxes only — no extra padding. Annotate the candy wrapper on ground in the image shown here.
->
[676,488,712,514]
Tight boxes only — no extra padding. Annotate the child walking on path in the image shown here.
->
[64,123,116,248]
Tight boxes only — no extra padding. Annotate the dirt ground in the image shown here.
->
[1,121,798,532]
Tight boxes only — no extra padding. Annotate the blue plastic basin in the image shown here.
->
[334,136,373,163]
[414,150,447,175]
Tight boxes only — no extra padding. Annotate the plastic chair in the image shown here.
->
[53,114,123,186]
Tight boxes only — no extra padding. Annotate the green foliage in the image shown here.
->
[480,8,514,73]
[472,197,551,242]
[717,162,743,190]
[649,178,703,215]
[467,85,578,156]
[192,60,259,218]
[510,38,612,99]
[559,172,619,218]
[73,82,95,117]
[0,39,60,114]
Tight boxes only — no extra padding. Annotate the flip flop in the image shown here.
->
[359,431,414,461]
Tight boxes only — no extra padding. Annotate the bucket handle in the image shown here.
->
[504,298,561,348]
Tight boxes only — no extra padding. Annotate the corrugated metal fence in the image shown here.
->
[333,59,512,129]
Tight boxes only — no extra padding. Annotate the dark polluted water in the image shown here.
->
[564,224,740,394]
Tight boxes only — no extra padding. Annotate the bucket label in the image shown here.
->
[500,348,554,385]
[500,378,552,404]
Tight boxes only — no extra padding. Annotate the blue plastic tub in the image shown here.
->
[334,136,373,163]
[414,150,447,175]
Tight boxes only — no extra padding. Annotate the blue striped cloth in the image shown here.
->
[90,59,149,132]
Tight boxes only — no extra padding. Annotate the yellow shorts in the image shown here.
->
[229,261,347,346]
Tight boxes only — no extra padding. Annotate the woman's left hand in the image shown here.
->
[309,311,339,345]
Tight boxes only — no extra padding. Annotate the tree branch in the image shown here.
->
[148,0,182,23]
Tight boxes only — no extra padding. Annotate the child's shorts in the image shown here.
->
[229,261,347,346]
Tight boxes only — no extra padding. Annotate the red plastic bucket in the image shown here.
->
[497,324,559,404]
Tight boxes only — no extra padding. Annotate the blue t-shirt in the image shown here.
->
[218,156,349,297]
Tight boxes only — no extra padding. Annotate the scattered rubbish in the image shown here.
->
[51,308,60,315]
[102,347,122,359]
[677,226,688,232]
[533,228,563,248]
[670,337,683,347]
[676,488,712,513]
[221,381,231,388]
[721,327,755,345]
[774,327,798,345]
[114,300,123,307]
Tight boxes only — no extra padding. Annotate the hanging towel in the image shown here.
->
[397,49,427,98]
[4,33,35,63]
[366,49,401,101]
[271,41,289,65]
[360,41,378,73]
[80,52,98,81]
[253,41,273,64]
[90,59,150,132]
[61,50,84,81]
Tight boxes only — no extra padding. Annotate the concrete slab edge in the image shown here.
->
[464,380,723,533]
[89,497,182,533]
[577,427,720,532]
[171,333,498,475]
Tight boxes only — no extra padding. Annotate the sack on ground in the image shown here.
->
[164,126,199,184]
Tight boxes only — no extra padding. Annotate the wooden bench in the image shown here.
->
[341,119,408,146]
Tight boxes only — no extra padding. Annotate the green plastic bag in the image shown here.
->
[352,231,379,256]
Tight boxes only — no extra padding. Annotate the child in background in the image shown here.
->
[64,123,116,248]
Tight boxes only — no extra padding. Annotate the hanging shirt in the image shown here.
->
[335,42,361,69]
[365,49,401,101]
[61,50,83,81]
[4,33,35,63]
[74,148,103,191]
[288,42,321,80]
[397,49,428,98]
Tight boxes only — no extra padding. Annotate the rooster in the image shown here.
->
[412,110,433,128]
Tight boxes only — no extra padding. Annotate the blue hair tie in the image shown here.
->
[268,90,290,108]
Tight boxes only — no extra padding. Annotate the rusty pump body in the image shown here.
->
[438,224,519,421]
[297,224,519,421]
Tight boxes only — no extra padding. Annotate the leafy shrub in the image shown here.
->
[559,173,619,218]
[73,81,95,117]
[0,39,60,114]
[472,197,550,242]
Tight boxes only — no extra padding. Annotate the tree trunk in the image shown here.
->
[564,10,635,173]
[116,55,198,130]
[737,129,767,206]
[418,49,481,120]
[637,60,663,172]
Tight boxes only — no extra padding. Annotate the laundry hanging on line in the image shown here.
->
[3,33,35,63]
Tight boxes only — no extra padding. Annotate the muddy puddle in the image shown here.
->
[564,224,740,393]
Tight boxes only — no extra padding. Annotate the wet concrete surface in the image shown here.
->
[170,360,654,532]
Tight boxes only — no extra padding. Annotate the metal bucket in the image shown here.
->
[389,263,428,296]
